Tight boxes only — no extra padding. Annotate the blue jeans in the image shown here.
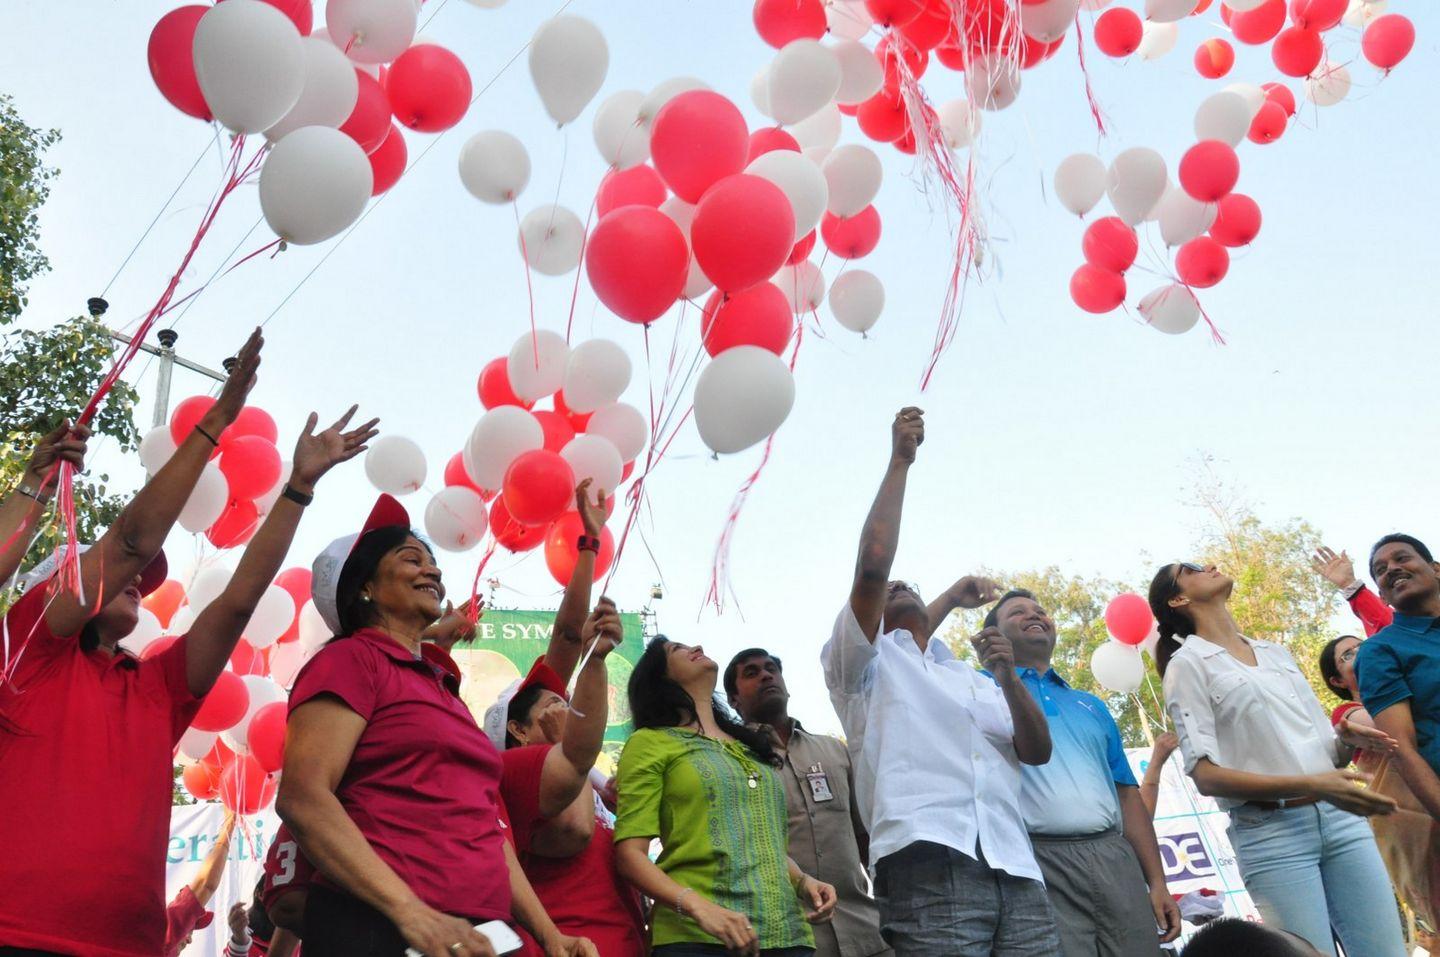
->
[1227,802,1406,957]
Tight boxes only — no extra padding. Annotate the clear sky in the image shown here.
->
[3,0,1437,730]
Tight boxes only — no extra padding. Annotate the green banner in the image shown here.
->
[447,608,643,775]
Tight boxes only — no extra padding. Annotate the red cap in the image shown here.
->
[357,494,411,548]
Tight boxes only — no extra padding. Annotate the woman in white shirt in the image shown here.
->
[1147,561,1406,957]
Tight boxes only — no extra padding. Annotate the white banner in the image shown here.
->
[167,803,277,956]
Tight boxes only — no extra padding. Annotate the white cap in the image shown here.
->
[309,494,411,635]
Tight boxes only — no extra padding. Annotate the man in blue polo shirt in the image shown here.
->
[979,589,1181,956]
[1359,533,1440,822]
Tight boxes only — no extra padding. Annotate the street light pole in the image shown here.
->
[88,297,227,428]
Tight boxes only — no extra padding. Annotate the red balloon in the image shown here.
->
[1208,193,1262,247]
[368,124,407,195]
[552,392,593,434]
[1094,9,1143,57]
[1069,265,1125,314]
[701,285,795,357]
[274,567,313,612]
[143,580,186,629]
[820,206,882,260]
[585,207,690,323]
[746,127,801,163]
[385,44,471,133]
[1081,217,1139,273]
[204,736,237,771]
[1105,593,1153,645]
[596,165,667,217]
[1178,140,1239,202]
[444,452,493,499]
[183,761,223,801]
[208,498,260,550]
[502,450,575,527]
[170,395,216,447]
[477,356,533,410]
[1229,0,1285,44]
[649,91,750,204]
[865,0,925,27]
[691,174,796,294]
[340,70,393,155]
[229,638,267,677]
[877,34,929,91]
[1271,27,1323,77]
[224,406,278,449]
[1176,237,1230,288]
[1362,14,1415,70]
[544,512,616,586]
[141,634,181,661]
[1194,38,1235,78]
[248,702,288,773]
[856,90,909,143]
[787,231,816,265]
[752,0,827,48]
[837,101,859,116]
[219,435,282,501]
[489,496,548,552]
[1261,81,1297,115]
[220,754,279,815]
[898,0,955,50]
[148,7,211,120]
[1247,100,1288,144]
[1288,0,1345,30]
[193,670,250,733]
[534,410,577,454]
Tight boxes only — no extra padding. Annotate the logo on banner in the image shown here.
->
[1159,830,1217,881]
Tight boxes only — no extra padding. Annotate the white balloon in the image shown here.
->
[585,403,647,462]
[179,727,218,762]
[188,565,235,616]
[1080,0,1115,9]
[1306,63,1351,107]
[1139,283,1200,335]
[1106,147,1168,226]
[1136,21,1178,60]
[265,37,358,141]
[1143,181,1172,223]
[517,205,585,276]
[964,53,1021,111]
[803,146,831,167]
[529,16,609,126]
[563,339,632,413]
[260,126,371,245]
[424,486,489,552]
[255,459,291,516]
[269,639,310,689]
[297,599,333,653]
[325,0,417,64]
[465,407,544,490]
[1222,82,1266,120]
[1054,152,1107,216]
[560,435,624,496]
[507,330,570,403]
[1144,0,1199,23]
[832,39,884,105]
[937,98,982,150]
[746,150,829,241]
[193,0,306,135]
[1343,0,1386,29]
[592,90,649,169]
[246,584,296,649]
[749,65,774,120]
[119,607,164,657]
[1156,188,1216,247]
[661,197,714,301]
[1226,0,1270,9]
[774,261,826,314]
[694,346,796,455]
[1022,0,1080,42]
[829,269,885,334]
[1193,91,1251,147]
[1091,641,1144,693]
[364,435,427,495]
[639,77,710,130]
[825,0,874,41]
[822,144,882,218]
[768,40,842,126]
[459,130,531,204]
[463,0,508,7]
[139,426,177,475]
[170,605,197,637]
[179,465,230,533]
[790,103,843,152]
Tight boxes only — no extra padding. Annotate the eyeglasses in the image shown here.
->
[1339,648,1358,664]
[888,581,923,601]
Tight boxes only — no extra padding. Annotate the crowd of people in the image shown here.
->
[1,335,1437,957]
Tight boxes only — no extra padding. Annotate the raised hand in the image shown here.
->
[1311,545,1358,591]
[290,404,380,491]
[946,576,1003,610]
[575,478,607,538]
[204,328,264,432]
[970,626,1017,682]
[423,600,479,651]
[891,407,924,465]
[580,597,623,661]
[227,902,249,939]
[23,419,90,490]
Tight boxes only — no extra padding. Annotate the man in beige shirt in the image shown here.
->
[726,648,892,957]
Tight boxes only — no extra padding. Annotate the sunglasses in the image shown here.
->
[1171,562,1207,588]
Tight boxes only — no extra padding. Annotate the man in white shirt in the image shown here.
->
[821,407,1060,957]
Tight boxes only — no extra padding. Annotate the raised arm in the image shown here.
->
[542,481,606,684]
[0,420,90,584]
[183,407,376,697]
[850,408,924,642]
[1139,731,1178,819]
[970,626,1050,764]
[187,810,237,905]
[537,603,621,818]
[44,330,262,637]
[1312,545,1393,636]
[923,576,1003,641]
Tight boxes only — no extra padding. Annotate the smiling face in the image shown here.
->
[728,653,789,725]
[664,640,717,687]
[365,535,445,624]
[994,595,1056,670]
[1371,541,1440,614]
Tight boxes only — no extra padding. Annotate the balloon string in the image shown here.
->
[465,539,499,625]
[1188,289,1228,345]
[564,196,598,345]
[1072,11,1109,136]
[512,200,539,368]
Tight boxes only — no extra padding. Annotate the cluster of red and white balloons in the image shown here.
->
[140,398,288,550]
[148,0,480,243]
[1091,592,1156,693]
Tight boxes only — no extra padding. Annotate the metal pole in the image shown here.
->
[91,298,228,429]
[152,330,177,429]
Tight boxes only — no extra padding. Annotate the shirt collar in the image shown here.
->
[1181,633,1267,657]
[1017,666,1069,688]
[1390,613,1440,633]
[883,626,952,662]
[353,629,459,691]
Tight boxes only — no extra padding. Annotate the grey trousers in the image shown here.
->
[1030,829,1162,957]
[873,841,1061,957]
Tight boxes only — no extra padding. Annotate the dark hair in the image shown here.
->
[1180,918,1311,956]
[723,648,783,699]
[335,526,431,637]
[1318,635,1361,702]
[504,682,551,749]
[79,619,101,654]
[983,588,1037,629]
[1370,533,1434,576]
[1147,564,1194,679]
[629,636,780,767]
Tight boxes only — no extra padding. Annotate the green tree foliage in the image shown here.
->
[0,94,60,325]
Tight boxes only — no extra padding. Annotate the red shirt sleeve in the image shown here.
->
[152,634,202,741]
[163,885,209,957]
[499,744,553,854]
[1,580,74,681]
[1331,701,1362,727]
[288,638,380,721]
[1348,585,1394,638]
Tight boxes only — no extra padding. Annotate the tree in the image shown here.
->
[0,94,61,326]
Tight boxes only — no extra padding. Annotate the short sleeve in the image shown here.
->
[1,581,73,681]
[614,729,669,843]
[1330,701,1363,728]
[1163,653,1221,774]
[1092,694,1137,787]
[149,634,202,741]
[499,743,552,852]
[821,603,879,697]
[289,638,380,721]
[1356,638,1410,719]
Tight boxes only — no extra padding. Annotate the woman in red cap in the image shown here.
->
[0,329,378,957]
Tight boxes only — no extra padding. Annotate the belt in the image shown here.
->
[1243,796,1320,811]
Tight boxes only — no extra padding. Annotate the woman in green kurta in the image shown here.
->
[615,637,837,957]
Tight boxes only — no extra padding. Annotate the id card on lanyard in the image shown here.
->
[806,763,834,803]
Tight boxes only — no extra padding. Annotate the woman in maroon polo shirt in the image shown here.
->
[279,500,517,957]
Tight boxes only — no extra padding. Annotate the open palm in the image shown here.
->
[292,405,380,488]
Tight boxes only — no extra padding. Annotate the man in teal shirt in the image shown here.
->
[979,590,1180,956]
